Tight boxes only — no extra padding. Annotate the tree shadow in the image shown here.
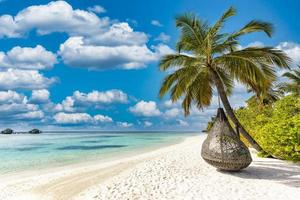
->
[219,159,300,188]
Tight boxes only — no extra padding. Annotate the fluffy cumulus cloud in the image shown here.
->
[276,42,300,66]
[0,90,25,103]
[0,69,56,90]
[54,96,75,112]
[163,100,181,108]
[0,45,57,70]
[94,114,113,123]
[0,1,109,37]
[59,36,172,70]
[0,90,45,122]
[54,89,128,112]
[72,90,128,104]
[129,100,161,117]
[0,1,173,70]
[83,22,148,46]
[15,110,44,120]
[53,112,112,124]
[0,102,38,115]
[31,89,50,103]
[164,108,180,118]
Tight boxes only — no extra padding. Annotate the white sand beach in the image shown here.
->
[0,134,299,200]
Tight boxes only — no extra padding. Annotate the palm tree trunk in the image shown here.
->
[211,71,263,152]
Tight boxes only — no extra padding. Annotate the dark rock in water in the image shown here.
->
[1,128,14,134]
[29,129,42,134]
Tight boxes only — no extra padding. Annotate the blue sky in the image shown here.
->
[0,0,299,131]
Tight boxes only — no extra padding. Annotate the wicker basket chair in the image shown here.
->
[201,108,252,171]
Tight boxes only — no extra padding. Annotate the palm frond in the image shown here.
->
[210,6,236,36]
[159,54,198,71]
[175,13,207,48]
[181,68,213,115]
[159,65,200,99]
[283,66,300,84]
[228,20,274,41]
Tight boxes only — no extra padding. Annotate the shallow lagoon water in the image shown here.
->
[0,132,197,174]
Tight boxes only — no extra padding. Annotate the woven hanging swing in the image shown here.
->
[201,108,252,171]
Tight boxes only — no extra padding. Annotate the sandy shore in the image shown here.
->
[0,134,299,200]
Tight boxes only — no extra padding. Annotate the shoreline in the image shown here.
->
[0,133,191,177]
[0,134,300,200]
[0,135,199,200]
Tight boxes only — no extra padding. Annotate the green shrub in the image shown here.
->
[235,95,300,161]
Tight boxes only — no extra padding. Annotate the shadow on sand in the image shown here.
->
[219,159,300,188]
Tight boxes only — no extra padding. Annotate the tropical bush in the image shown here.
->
[235,95,300,161]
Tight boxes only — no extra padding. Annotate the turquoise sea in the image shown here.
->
[0,132,197,174]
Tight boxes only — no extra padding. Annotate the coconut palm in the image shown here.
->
[280,66,300,95]
[248,83,284,105]
[159,7,291,151]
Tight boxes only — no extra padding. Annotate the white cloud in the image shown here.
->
[246,41,264,48]
[0,102,38,117]
[54,96,75,112]
[87,5,106,14]
[0,90,44,121]
[129,100,161,117]
[94,114,113,123]
[0,90,25,103]
[53,112,112,124]
[0,1,173,71]
[0,90,44,124]
[144,121,153,127]
[117,121,133,128]
[0,69,56,90]
[154,32,170,43]
[276,42,300,66]
[31,89,50,103]
[73,90,128,105]
[176,119,188,127]
[83,22,148,46]
[54,89,128,112]
[0,1,109,38]
[54,112,92,124]
[59,37,172,70]
[0,15,20,37]
[15,110,44,120]
[151,20,163,27]
[0,45,57,70]
[164,108,180,118]
[163,99,181,108]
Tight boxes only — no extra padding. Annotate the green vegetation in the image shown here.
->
[235,95,300,161]
[279,66,300,95]
[158,7,290,151]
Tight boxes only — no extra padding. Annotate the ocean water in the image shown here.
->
[0,131,197,174]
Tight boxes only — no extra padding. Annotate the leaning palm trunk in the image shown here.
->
[212,71,263,151]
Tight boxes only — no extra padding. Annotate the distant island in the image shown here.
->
[0,128,42,134]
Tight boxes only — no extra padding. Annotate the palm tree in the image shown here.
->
[159,7,291,151]
[280,66,300,95]
[248,83,284,105]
